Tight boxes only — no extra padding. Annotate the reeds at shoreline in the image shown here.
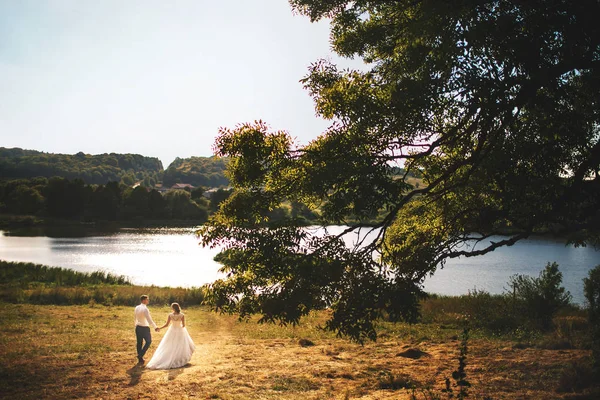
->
[0,260,205,306]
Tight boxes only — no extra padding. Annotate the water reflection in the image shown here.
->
[0,229,222,288]
[1,228,599,303]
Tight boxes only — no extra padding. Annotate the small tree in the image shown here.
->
[508,262,572,329]
[164,189,208,221]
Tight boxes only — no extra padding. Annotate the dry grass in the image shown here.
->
[0,304,597,399]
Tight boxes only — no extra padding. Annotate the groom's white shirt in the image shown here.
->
[134,303,157,329]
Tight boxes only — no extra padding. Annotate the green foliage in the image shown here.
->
[584,265,600,370]
[208,188,233,213]
[0,147,163,184]
[421,291,519,334]
[43,177,88,218]
[451,327,471,399]
[148,188,168,219]
[200,121,422,342]
[87,181,122,220]
[421,263,573,335]
[584,265,600,324]
[0,260,130,286]
[200,1,600,341]
[164,189,208,221]
[0,177,212,223]
[3,184,44,215]
[123,186,150,218]
[0,261,205,306]
[508,262,572,329]
[163,156,229,187]
[190,186,205,200]
[0,284,205,307]
[290,201,317,223]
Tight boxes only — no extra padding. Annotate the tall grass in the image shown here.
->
[0,260,131,285]
[420,291,585,334]
[421,290,519,332]
[420,263,581,336]
[0,285,206,307]
[0,260,205,306]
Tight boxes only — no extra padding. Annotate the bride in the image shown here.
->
[146,303,195,369]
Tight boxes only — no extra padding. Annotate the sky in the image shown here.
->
[0,0,362,168]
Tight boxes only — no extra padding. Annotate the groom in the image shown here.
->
[134,295,159,364]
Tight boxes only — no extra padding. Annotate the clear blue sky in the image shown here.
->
[0,0,360,168]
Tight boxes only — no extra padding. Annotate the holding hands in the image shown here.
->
[155,327,160,332]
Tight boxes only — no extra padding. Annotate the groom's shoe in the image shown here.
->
[137,357,145,365]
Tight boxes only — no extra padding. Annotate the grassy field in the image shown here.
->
[0,303,597,400]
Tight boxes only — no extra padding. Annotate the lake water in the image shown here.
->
[1,227,599,304]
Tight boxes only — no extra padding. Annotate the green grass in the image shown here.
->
[0,260,131,285]
[0,284,206,307]
[0,260,205,307]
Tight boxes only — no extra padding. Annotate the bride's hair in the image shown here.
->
[171,302,181,314]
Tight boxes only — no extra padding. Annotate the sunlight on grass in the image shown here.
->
[0,303,597,399]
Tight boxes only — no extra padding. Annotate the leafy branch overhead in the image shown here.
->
[199,0,600,342]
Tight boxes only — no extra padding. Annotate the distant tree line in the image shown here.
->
[0,177,217,222]
[0,147,164,186]
[0,148,231,189]
[0,177,320,225]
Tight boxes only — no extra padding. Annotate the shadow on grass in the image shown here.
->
[126,363,192,385]
[167,363,192,381]
[126,364,145,386]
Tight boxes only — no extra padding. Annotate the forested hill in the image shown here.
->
[163,156,229,187]
[0,147,163,186]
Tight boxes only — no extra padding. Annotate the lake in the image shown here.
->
[1,227,599,304]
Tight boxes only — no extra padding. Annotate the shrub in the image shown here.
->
[452,327,471,399]
[584,265,600,371]
[508,262,572,330]
[556,360,595,393]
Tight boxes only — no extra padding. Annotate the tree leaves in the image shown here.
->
[200,0,600,341]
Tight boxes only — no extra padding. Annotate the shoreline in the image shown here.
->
[0,213,577,242]
[0,213,207,230]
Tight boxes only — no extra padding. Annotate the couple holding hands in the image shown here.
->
[134,295,195,369]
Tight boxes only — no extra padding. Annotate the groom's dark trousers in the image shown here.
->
[136,326,152,359]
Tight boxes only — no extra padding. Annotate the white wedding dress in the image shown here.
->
[146,312,195,369]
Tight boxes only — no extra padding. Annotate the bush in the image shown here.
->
[556,360,596,393]
[508,262,572,330]
[421,263,575,335]
[584,265,600,371]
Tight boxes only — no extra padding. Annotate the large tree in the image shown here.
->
[199,0,600,342]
